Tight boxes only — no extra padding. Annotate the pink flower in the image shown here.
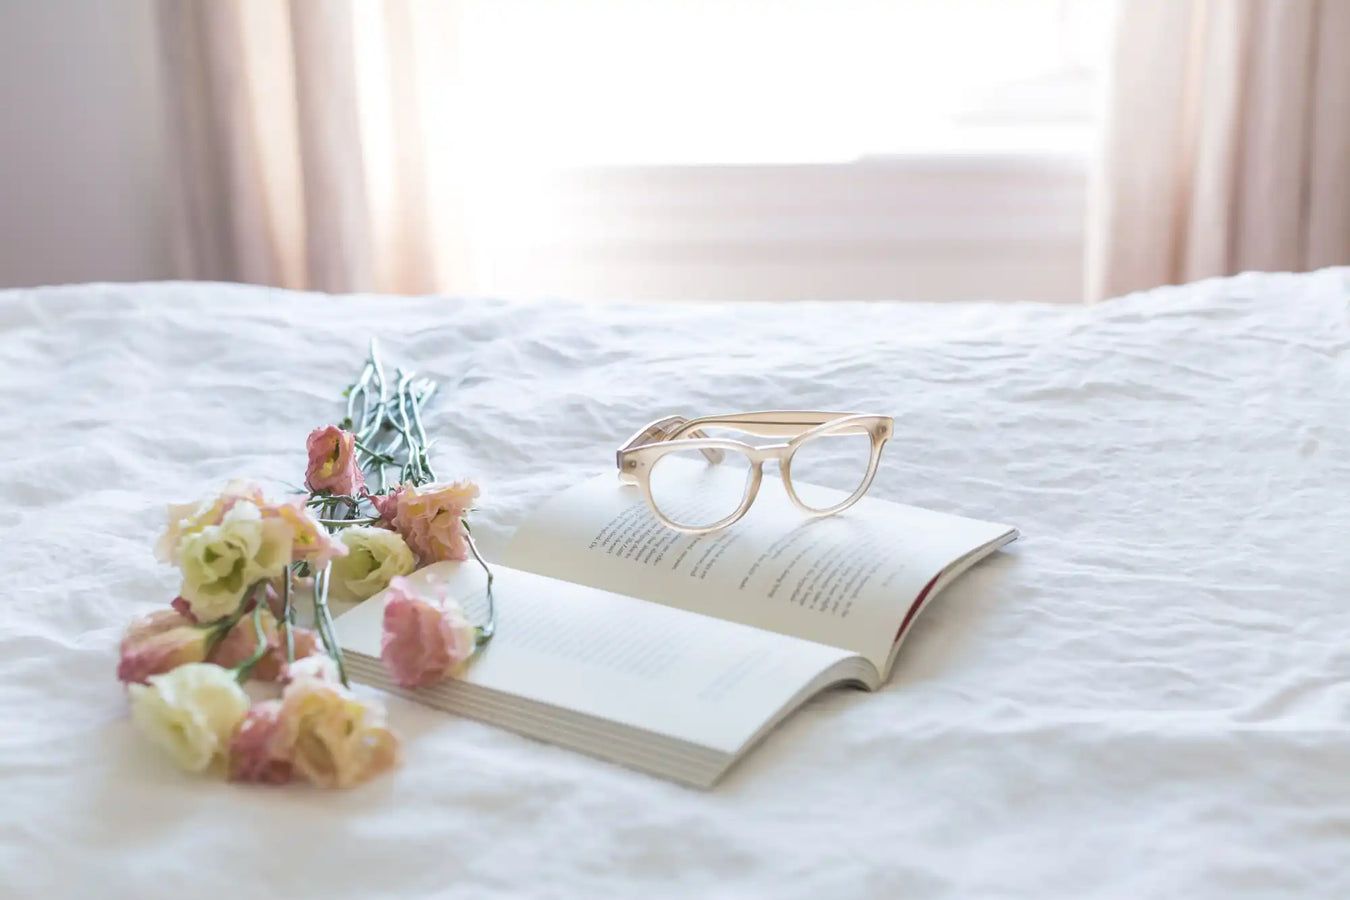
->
[207,609,323,683]
[266,499,347,568]
[259,580,286,620]
[117,609,211,685]
[305,426,365,497]
[366,487,400,523]
[289,626,322,662]
[228,700,294,784]
[373,480,480,564]
[208,608,283,681]
[380,576,478,688]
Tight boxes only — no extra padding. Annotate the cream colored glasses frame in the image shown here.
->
[616,411,894,535]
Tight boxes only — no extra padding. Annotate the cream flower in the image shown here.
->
[157,482,345,574]
[177,501,292,623]
[128,662,251,774]
[329,526,416,602]
[278,678,400,789]
[155,480,266,565]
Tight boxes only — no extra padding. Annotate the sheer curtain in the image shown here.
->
[1087,0,1350,301]
[154,0,469,295]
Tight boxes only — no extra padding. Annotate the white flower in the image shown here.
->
[155,479,266,565]
[329,526,416,602]
[178,500,292,622]
[284,654,341,685]
[156,499,207,565]
[128,663,251,774]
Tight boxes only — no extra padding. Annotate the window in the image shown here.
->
[452,0,1117,301]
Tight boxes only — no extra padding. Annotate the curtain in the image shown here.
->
[1086,0,1350,301]
[154,0,470,294]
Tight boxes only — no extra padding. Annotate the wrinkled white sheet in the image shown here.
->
[2,271,1348,898]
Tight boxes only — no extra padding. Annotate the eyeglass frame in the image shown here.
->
[616,410,894,535]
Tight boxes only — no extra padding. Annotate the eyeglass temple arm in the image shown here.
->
[618,416,725,464]
[667,412,869,439]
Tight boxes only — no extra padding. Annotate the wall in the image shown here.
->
[0,0,172,288]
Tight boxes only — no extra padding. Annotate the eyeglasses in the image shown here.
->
[616,411,893,534]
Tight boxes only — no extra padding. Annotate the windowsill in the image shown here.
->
[465,151,1089,304]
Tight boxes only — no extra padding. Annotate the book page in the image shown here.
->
[503,461,1016,672]
[334,560,855,755]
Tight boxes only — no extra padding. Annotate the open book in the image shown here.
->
[334,461,1017,787]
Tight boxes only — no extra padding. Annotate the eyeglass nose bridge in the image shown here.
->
[742,441,793,464]
[732,444,796,521]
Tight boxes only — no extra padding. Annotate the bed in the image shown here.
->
[3,270,1347,898]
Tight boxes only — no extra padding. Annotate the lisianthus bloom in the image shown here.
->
[305,425,365,497]
[371,480,480,564]
[278,677,400,789]
[268,498,347,569]
[177,501,292,623]
[289,626,321,662]
[117,609,210,685]
[179,580,300,624]
[329,526,415,602]
[380,576,477,688]
[208,607,281,681]
[156,480,267,565]
[129,663,251,774]
[210,608,324,683]
[228,699,293,784]
[158,482,345,577]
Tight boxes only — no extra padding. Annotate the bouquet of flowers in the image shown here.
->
[117,345,494,789]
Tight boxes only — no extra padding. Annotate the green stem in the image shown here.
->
[283,566,295,665]
[408,379,437,483]
[203,583,262,654]
[230,603,271,683]
[391,373,411,479]
[462,524,495,647]
[344,362,373,426]
[317,516,380,527]
[312,564,349,688]
[370,340,390,436]
[307,493,361,507]
[354,438,397,465]
[360,392,382,439]
[310,496,353,686]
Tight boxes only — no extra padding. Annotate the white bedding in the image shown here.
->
[2,271,1348,898]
